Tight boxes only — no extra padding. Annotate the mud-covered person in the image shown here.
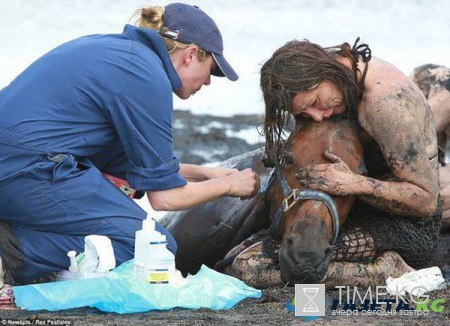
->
[0,3,260,290]
[411,64,450,232]
[260,39,441,285]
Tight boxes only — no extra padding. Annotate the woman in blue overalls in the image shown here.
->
[0,3,260,283]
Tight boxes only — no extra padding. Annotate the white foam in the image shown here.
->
[226,127,263,145]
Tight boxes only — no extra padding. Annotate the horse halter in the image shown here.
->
[267,163,340,245]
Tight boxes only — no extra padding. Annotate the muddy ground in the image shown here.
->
[1,233,449,326]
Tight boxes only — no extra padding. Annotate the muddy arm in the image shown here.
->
[355,90,439,217]
[297,90,439,217]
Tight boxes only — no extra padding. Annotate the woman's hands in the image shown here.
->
[178,163,260,200]
[204,166,260,199]
[224,168,260,200]
[180,164,260,199]
[195,166,260,199]
[295,150,360,196]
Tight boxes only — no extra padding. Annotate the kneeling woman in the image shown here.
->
[0,4,260,285]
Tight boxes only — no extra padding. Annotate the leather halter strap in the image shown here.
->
[267,164,340,245]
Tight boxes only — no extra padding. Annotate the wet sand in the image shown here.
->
[1,233,448,326]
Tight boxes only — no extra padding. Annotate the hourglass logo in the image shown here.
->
[295,284,325,316]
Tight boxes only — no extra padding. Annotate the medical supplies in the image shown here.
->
[57,235,116,281]
[134,217,175,284]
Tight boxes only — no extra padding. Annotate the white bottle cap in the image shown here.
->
[67,250,79,273]
[142,218,156,231]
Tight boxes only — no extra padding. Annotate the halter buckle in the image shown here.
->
[282,191,298,212]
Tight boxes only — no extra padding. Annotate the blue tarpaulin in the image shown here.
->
[13,260,262,314]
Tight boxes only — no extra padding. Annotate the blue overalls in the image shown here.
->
[0,25,187,283]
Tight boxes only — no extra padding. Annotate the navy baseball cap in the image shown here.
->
[161,3,238,81]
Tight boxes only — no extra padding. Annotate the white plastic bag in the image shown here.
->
[386,266,447,297]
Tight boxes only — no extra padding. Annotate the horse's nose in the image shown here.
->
[286,236,333,266]
[294,250,322,266]
[287,237,324,266]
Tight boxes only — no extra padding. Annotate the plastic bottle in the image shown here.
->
[134,217,175,284]
[57,235,117,281]
[67,251,78,273]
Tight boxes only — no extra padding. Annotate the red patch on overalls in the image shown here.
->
[102,173,137,198]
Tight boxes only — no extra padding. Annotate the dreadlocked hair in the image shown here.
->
[260,40,363,167]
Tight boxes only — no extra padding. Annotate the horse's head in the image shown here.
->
[266,118,366,284]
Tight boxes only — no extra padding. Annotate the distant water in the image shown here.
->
[1,0,450,116]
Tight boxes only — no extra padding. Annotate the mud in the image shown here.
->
[1,233,449,325]
[1,287,448,325]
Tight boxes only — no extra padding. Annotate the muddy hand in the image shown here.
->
[295,150,358,196]
[226,168,260,200]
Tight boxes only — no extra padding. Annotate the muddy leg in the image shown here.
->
[322,251,415,289]
[229,241,283,289]
[215,230,268,272]
[217,231,283,289]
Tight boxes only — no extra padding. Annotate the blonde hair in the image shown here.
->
[133,6,209,61]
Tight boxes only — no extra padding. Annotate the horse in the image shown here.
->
[254,117,366,285]
[161,118,412,288]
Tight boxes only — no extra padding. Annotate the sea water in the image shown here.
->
[1,0,449,117]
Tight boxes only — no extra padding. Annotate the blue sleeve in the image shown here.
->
[103,43,186,191]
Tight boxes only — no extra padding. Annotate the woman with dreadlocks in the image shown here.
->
[260,38,441,286]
